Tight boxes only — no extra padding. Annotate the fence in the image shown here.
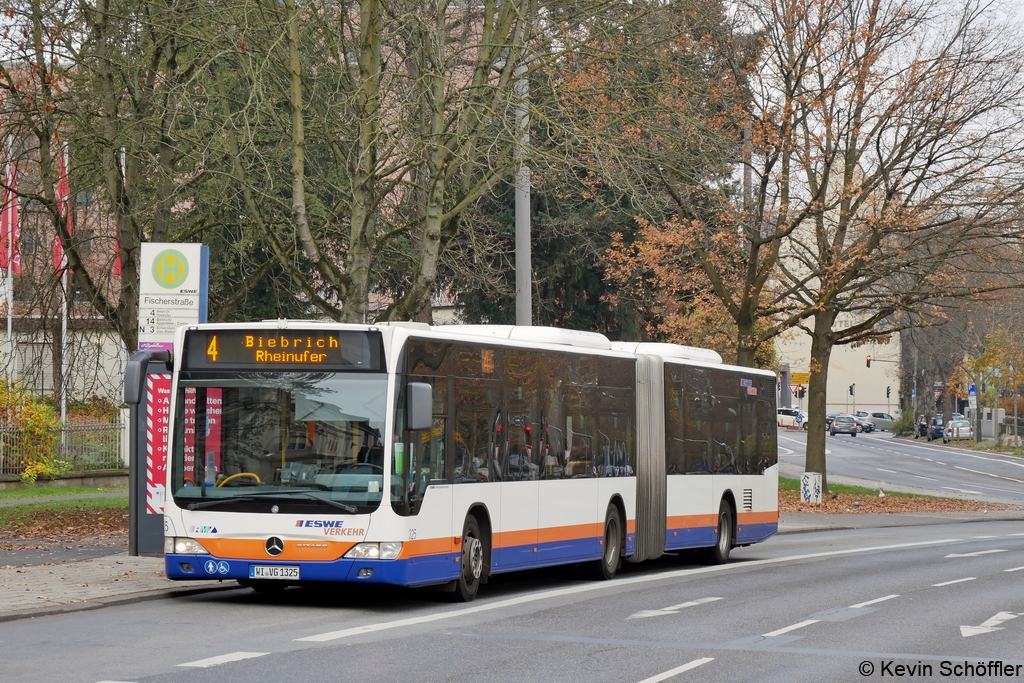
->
[0,422,124,476]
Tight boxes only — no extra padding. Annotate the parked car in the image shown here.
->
[825,413,840,430]
[830,414,859,436]
[868,412,896,431]
[853,415,876,433]
[778,407,808,430]
[927,416,944,441]
[944,420,974,443]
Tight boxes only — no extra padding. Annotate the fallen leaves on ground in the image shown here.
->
[0,506,128,540]
[780,490,1019,514]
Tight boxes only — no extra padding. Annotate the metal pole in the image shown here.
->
[5,136,12,385]
[128,402,139,555]
[514,63,532,327]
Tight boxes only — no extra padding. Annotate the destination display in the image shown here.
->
[183,329,384,371]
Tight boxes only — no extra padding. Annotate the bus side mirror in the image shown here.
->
[406,382,433,431]
[123,350,172,405]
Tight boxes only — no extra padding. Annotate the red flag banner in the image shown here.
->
[0,163,20,274]
[53,145,72,273]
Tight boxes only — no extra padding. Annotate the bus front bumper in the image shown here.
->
[165,552,460,587]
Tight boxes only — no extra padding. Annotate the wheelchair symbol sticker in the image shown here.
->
[217,561,230,575]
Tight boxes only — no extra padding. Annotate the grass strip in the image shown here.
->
[0,485,128,501]
[779,476,927,498]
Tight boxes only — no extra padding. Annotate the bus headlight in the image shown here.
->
[345,542,402,560]
[165,537,210,555]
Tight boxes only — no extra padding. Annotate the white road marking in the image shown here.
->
[1010,533,1024,537]
[953,466,1024,485]
[945,549,1008,558]
[972,536,998,539]
[876,468,898,474]
[932,577,976,587]
[177,652,269,668]
[637,658,714,682]
[942,486,983,495]
[296,538,963,642]
[628,597,723,619]
[96,681,138,683]
[849,594,900,608]
[914,475,939,481]
[763,619,819,637]
[936,462,946,466]
[1004,566,1024,572]
[961,612,1018,638]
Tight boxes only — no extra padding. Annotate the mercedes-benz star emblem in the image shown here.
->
[265,537,284,557]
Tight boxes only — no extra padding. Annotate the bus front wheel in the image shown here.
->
[453,514,485,602]
[592,505,622,580]
[704,500,733,565]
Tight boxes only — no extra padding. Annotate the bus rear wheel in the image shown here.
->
[453,514,485,602]
[592,505,622,580]
[704,500,733,565]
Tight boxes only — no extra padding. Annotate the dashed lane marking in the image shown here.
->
[945,549,1008,558]
[1005,566,1024,573]
[849,594,900,608]
[295,538,964,643]
[763,619,819,637]
[1010,533,1024,537]
[177,652,269,668]
[932,578,976,587]
[953,466,1024,485]
[628,597,723,619]
[942,486,983,495]
[876,468,898,474]
[972,536,999,539]
[914,475,938,481]
[637,658,714,682]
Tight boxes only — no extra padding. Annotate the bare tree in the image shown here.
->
[746,0,1024,489]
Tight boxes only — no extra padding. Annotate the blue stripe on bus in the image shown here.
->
[665,525,718,550]
[737,522,778,544]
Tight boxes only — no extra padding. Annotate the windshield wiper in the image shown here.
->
[185,490,358,513]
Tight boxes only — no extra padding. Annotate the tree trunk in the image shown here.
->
[735,315,758,367]
[804,310,836,492]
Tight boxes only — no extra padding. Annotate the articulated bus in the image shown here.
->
[151,322,778,601]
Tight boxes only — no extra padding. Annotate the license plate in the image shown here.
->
[249,565,299,580]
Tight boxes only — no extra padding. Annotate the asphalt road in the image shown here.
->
[2,523,1023,683]
[779,430,1024,503]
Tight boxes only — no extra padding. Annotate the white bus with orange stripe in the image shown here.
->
[156,322,778,600]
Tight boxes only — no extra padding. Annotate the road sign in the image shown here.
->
[968,383,976,397]
[138,242,209,352]
[791,372,810,384]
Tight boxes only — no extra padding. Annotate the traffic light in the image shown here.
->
[849,384,855,396]
[886,386,891,398]
[798,385,806,398]
[866,355,872,368]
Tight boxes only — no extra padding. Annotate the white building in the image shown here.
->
[776,325,901,416]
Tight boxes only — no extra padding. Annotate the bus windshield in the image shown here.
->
[170,372,389,513]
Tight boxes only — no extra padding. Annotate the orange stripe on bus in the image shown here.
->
[666,514,719,529]
[400,537,455,559]
[738,511,779,524]
[201,538,355,561]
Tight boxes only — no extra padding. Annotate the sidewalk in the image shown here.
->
[779,509,1024,534]
[0,553,234,622]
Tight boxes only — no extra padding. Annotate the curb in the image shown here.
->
[0,582,243,624]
